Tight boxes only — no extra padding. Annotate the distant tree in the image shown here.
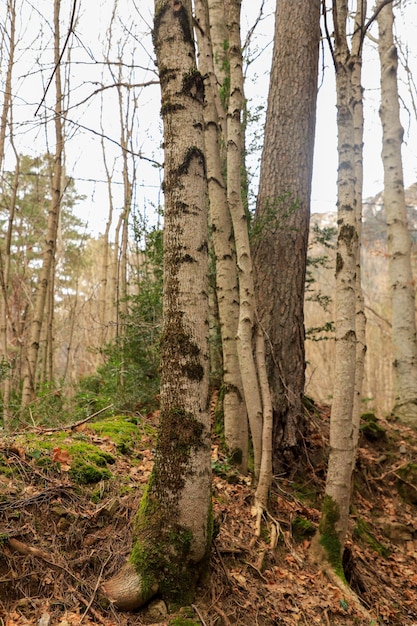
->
[252,0,321,470]
[377,0,417,425]
[20,0,64,409]
[101,0,212,610]
[0,0,17,429]
[0,153,86,423]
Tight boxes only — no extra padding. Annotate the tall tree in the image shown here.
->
[101,0,211,610]
[20,0,64,409]
[195,0,248,472]
[252,0,321,469]
[0,0,17,429]
[312,1,367,590]
[377,0,417,425]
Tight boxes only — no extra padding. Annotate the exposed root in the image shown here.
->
[101,561,158,611]
[309,540,375,623]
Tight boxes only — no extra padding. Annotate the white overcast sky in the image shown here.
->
[5,0,417,235]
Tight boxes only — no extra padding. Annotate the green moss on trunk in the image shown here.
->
[129,477,212,607]
[318,495,346,582]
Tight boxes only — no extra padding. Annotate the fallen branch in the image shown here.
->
[5,537,84,586]
[7,537,50,561]
[40,404,114,433]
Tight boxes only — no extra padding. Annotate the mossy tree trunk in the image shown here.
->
[377,0,417,426]
[251,0,321,472]
[312,0,365,576]
[101,0,212,611]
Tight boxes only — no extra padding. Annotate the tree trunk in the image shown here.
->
[21,0,63,409]
[377,0,417,425]
[207,0,227,134]
[352,13,367,450]
[252,0,320,472]
[101,0,211,610]
[0,0,16,429]
[312,0,365,577]
[226,0,263,479]
[195,0,248,472]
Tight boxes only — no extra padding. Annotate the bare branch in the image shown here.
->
[35,0,78,116]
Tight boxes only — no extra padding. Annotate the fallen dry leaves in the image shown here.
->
[2,405,417,624]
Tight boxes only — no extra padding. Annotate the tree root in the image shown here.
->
[100,561,158,611]
[309,541,375,623]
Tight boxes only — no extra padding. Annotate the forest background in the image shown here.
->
[2,0,417,418]
[2,0,417,622]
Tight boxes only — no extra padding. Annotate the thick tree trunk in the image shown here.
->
[377,1,417,425]
[102,0,211,610]
[252,0,320,471]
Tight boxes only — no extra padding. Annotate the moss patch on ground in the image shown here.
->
[9,415,155,486]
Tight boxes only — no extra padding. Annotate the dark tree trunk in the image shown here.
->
[252,0,321,472]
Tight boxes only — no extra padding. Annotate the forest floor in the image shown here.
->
[1,398,417,626]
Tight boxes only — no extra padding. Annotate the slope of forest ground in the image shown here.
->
[1,399,417,626]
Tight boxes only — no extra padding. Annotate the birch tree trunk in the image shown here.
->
[312,0,365,576]
[352,6,367,449]
[226,0,263,479]
[101,0,211,610]
[21,0,63,409]
[377,0,417,426]
[195,0,248,472]
[252,0,320,471]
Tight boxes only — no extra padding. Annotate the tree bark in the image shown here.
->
[377,0,417,425]
[252,0,320,471]
[312,0,365,576]
[195,0,248,472]
[0,0,17,429]
[101,0,211,610]
[225,0,263,480]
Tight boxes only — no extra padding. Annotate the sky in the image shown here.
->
[4,0,417,236]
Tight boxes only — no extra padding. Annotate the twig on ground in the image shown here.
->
[245,560,268,583]
[80,553,112,623]
[74,589,107,625]
[192,603,208,625]
[212,604,232,626]
[214,542,232,584]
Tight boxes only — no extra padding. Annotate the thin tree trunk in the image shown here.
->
[377,0,417,425]
[21,0,63,409]
[0,0,16,429]
[99,124,116,345]
[352,6,367,448]
[312,0,365,576]
[195,0,248,472]
[226,0,263,479]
